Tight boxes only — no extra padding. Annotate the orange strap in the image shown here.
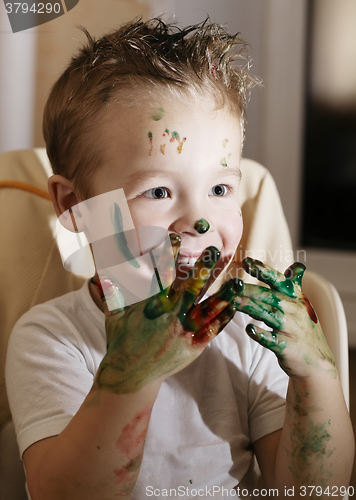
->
[0,180,51,200]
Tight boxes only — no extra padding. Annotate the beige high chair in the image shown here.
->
[0,149,350,499]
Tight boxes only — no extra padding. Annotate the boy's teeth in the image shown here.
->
[178,256,198,266]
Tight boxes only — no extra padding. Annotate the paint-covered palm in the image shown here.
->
[92,235,240,394]
[234,258,337,379]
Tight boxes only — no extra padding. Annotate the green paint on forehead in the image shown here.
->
[222,138,229,148]
[151,107,165,121]
[148,131,153,156]
[220,158,228,167]
[170,131,186,154]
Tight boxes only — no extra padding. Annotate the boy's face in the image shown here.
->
[89,94,243,285]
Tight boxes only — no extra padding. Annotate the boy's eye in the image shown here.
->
[209,184,228,196]
[143,187,169,199]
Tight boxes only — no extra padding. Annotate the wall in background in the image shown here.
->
[0,8,36,154]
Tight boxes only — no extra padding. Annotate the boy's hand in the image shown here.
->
[92,234,241,394]
[234,258,337,379]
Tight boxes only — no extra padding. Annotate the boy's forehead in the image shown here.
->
[99,95,242,176]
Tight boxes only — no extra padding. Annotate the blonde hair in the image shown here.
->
[43,17,258,198]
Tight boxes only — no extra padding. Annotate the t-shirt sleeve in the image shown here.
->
[248,336,288,443]
[5,304,98,457]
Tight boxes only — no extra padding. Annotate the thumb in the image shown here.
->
[91,274,125,316]
[285,262,306,289]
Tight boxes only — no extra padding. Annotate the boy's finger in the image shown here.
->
[170,233,182,264]
[91,275,126,316]
[177,246,221,317]
[157,233,181,286]
[242,257,296,298]
[234,281,286,309]
[147,233,181,298]
[191,302,237,346]
[234,296,284,331]
[184,278,243,332]
[284,262,306,288]
[245,323,288,357]
[145,246,221,321]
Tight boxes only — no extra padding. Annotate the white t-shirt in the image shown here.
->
[6,281,288,499]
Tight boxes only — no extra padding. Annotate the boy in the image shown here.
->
[6,18,353,500]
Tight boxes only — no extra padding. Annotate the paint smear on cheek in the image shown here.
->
[112,203,140,269]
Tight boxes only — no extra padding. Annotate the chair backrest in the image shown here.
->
[302,270,349,409]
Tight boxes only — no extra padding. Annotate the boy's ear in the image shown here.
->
[48,175,85,233]
[48,174,79,217]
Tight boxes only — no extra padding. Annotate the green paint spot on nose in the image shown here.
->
[194,219,210,234]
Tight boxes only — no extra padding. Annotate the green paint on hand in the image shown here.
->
[194,218,210,234]
[151,107,165,121]
[112,203,140,269]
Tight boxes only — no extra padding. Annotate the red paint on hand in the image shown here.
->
[301,294,318,324]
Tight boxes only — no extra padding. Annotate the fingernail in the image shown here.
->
[246,324,257,336]
[202,246,220,263]
[100,279,119,299]
[232,277,244,293]
[170,233,181,243]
